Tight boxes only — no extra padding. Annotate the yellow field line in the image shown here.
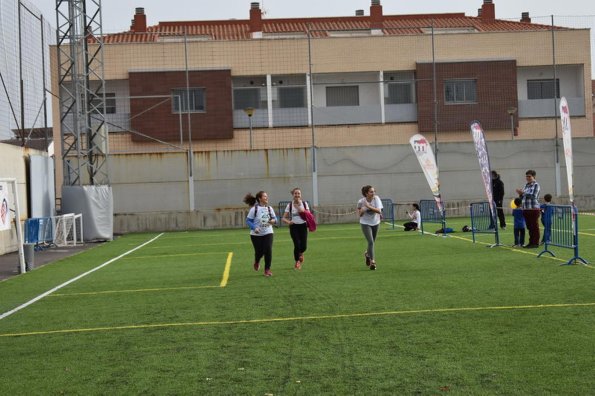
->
[122,251,224,260]
[1,302,593,338]
[220,252,232,287]
[49,285,219,297]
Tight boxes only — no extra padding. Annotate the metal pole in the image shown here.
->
[307,25,319,206]
[184,29,194,211]
[510,114,514,140]
[551,16,561,197]
[431,24,439,167]
[249,116,253,150]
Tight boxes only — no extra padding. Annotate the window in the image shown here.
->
[90,93,116,114]
[444,79,477,104]
[527,79,560,99]
[172,88,205,112]
[326,86,359,107]
[233,88,261,110]
[278,87,306,108]
[386,82,413,104]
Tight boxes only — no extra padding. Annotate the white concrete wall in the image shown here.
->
[0,144,38,254]
[111,138,595,232]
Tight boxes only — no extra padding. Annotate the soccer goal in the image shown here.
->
[51,213,84,247]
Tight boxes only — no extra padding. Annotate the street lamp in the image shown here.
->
[243,107,254,149]
[507,107,517,140]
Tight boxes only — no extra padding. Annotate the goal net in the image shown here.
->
[52,213,83,247]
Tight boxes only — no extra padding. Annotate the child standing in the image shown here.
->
[512,197,526,247]
[541,193,553,244]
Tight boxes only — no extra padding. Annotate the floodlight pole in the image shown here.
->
[507,107,517,140]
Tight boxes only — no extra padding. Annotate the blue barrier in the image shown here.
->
[420,199,446,235]
[538,205,588,265]
[24,217,53,246]
[380,198,395,229]
[469,201,501,246]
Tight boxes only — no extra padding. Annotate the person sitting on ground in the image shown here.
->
[404,203,421,231]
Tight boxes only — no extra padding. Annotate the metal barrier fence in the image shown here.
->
[469,201,501,246]
[24,217,53,247]
[420,199,446,235]
[380,198,395,229]
[538,205,588,265]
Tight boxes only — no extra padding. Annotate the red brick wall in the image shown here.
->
[129,69,233,142]
[416,60,518,133]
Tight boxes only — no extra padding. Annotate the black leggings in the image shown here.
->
[289,223,308,261]
[251,233,274,270]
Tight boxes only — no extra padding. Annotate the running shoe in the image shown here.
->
[364,251,371,267]
[253,262,260,271]
[264,269,273,277]
[294,261,301,270]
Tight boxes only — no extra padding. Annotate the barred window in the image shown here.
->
[444,80,477,104]
[278,87,306,108]
[326,85,359,107]
[386,82,413,104]
[527,79,560,99]
[172,88,206,112]
[90,93,116,114]
[233,88,261,110]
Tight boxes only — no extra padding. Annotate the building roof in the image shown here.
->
[100,1,565,44]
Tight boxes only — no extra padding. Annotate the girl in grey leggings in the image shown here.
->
[357,185,383,270]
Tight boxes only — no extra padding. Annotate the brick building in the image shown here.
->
[51,0,593,153]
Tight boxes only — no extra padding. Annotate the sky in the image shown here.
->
[27,0,595,33]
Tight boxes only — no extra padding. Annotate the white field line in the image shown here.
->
[0,233,164,321]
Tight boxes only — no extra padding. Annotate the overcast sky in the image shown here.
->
[28,0,595,33]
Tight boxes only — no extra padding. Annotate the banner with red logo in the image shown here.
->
[0,182,11,231]
[409,134,444,213]
[559,97,574,203]
[469,121,495,218]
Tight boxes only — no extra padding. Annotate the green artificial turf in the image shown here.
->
[1,215,594,394]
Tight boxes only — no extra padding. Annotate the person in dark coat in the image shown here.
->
[491,170,506,229]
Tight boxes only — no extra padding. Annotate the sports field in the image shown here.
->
[1,215,594,394]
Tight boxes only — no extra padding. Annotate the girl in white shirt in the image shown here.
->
[404,203,421,231]
[282,187,311,270]
[244,191,277,277]
[357,185,383,270]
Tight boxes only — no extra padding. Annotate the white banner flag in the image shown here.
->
[469,121,495,218]
[559,97,574,203]
[0,182,11,231]
[409,134,443,213]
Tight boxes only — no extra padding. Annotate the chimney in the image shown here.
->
[355,9,364,16]
[477,8,482,17]
[249,2,263,36]
[130,19,135,31]
[481,0,495,22]
[133,7,147,33]
[521,12,531,23]
[370,0,383,30]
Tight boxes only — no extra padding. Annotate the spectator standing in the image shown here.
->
[541,193,553,244]
[512,197,526,247]
[491,170,506,230]
[515,170,541,248]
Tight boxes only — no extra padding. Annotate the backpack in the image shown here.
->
[289,201,316,232]
[254,204,275,223]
